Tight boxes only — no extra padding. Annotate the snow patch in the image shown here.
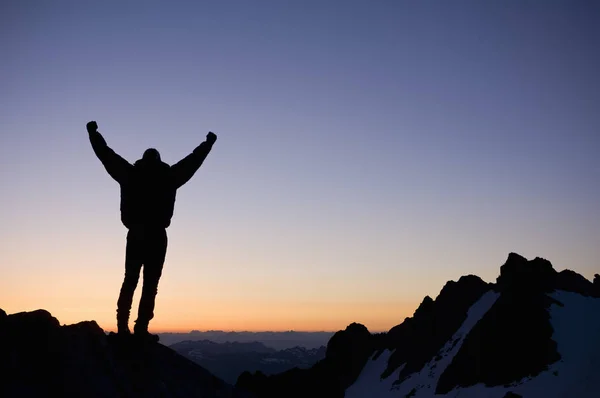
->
[505,291,600,398]
[345,350,404,398]
[346,290,500,398]
[344,290,600,398]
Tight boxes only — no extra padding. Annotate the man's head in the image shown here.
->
[142,148,161,162]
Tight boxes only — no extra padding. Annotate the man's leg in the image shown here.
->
[116,229,144,334]
[134,228,168,335]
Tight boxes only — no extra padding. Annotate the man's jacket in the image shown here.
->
[89,131,213,229]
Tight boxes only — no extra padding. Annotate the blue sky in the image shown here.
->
[1,0,598,331]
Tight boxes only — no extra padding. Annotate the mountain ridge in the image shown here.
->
[169,339,326,384]
[236,253,600,398]
[157,330,333,349]
[2,252,598,397]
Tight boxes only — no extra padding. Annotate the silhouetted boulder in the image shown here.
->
[594,274,600,295]
[0,309,234,397]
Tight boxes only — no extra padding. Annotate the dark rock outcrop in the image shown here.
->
[0,309,235,398]
[496,253,556,293]
[382,274,490,382]
[437,253,562,393]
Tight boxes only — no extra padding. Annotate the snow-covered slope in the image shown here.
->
[347,290,600,398]
[236,253,600,398]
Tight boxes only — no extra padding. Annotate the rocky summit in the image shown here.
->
[0,309,237,398]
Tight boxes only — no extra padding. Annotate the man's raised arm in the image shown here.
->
[87,121,132,184]
[171,132,217,189]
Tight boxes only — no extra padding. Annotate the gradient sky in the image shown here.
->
[1,1,599,333]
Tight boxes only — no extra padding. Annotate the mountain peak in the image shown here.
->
[325,322,371,364]
[0,308,235,397]
[496,252,557,292]
[237,253,600,398]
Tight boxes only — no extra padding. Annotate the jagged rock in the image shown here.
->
[0,309,235,397]
[413,296,434,318]
[496,253,556,293]
[594,274,600,295]
[382,274,490,381]
[326,322,371,360]
[325,323,372,388]
[437,254,562,394]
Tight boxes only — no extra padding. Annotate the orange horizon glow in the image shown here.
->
[1,296,419,334]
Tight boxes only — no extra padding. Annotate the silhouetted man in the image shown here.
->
[87,121,217,339]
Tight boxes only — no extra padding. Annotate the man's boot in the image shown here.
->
[134,320,159,342]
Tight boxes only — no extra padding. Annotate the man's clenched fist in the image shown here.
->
[206,132,217,144]
[87,121,98,134]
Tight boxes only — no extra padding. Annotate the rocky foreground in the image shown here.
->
[0,309,238,397]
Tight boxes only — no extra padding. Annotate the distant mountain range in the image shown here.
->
[2,252,599,397]
[157,330,333,350]
[169,340,326,384]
